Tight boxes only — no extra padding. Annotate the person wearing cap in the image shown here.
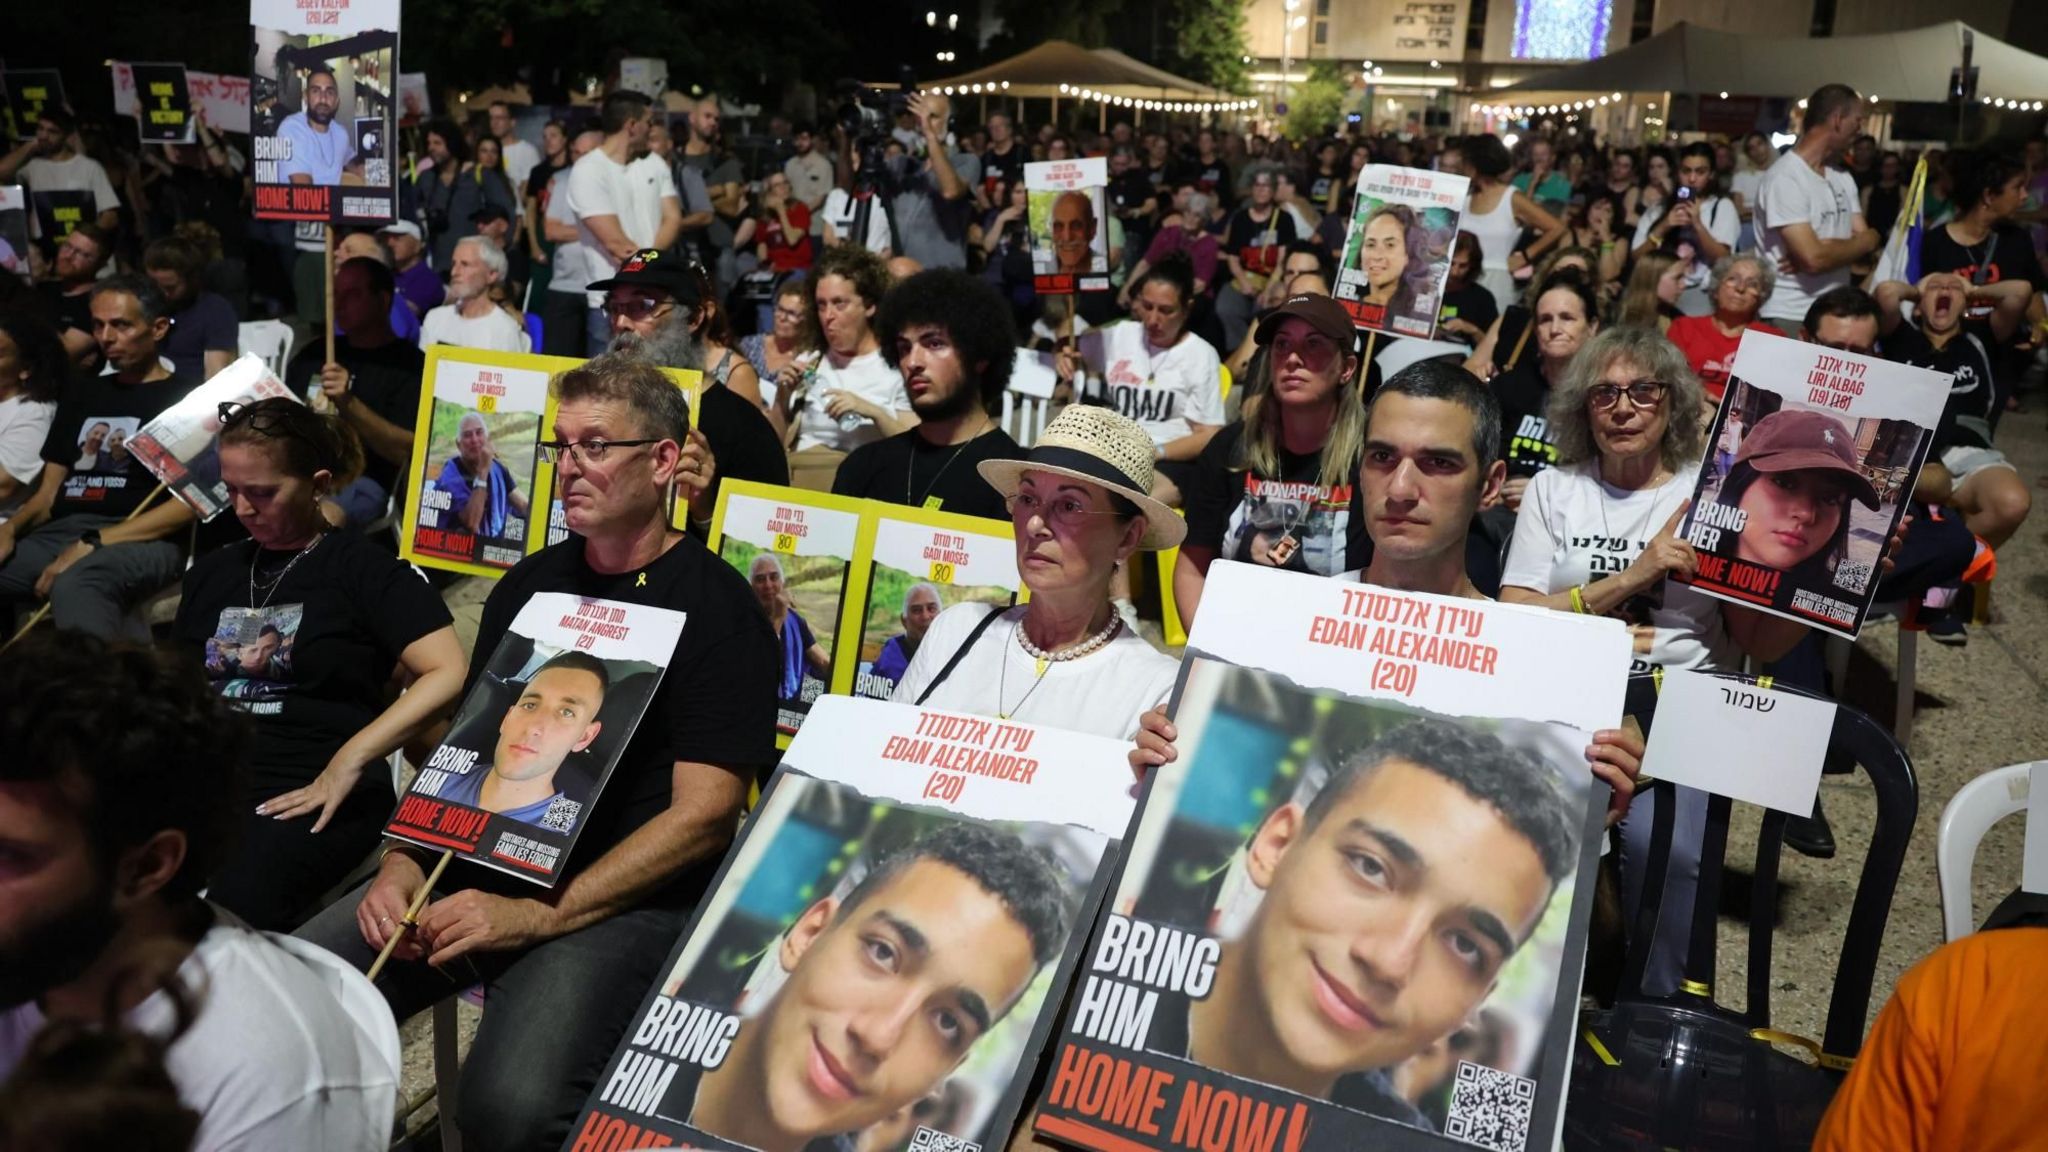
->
[420,236,530,355]
[377,219,445,319]
[890,407,1182,741]
[596,248,787,530]
[1173,292,1367,632]
[832,268,1023,521]
[1706,407,1882,585]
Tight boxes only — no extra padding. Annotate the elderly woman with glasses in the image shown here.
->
[1665,253,1783,407]
[890,407,1184,740]
[1498,327,1809,999]
[171,399,466,931]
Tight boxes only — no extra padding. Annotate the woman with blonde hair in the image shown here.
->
[1612,249,1685,332]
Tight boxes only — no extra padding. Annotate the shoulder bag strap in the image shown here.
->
[913,604,1008,706]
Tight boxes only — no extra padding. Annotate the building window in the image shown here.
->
[1314,19,1329,43]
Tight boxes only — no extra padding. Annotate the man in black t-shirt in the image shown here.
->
[832,270,1023,522]
[296,353,778,1152]
[289,256,426,527]
[0,275,194,638]
[978,111,1024,207]
[33,222,112,366]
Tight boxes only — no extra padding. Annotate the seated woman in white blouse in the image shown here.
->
[891,407,1183,740]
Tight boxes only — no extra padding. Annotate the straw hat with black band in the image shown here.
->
[978,407,1187,550]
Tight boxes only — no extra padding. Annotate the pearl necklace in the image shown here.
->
[998,612,1124,721]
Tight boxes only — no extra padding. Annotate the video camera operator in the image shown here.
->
[832,85,978,271]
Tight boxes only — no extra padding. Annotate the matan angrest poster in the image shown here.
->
[1034,561,1627,1152]
[567,695,1137,1152]
[1677,328,1944,638]
[384,592,685,885]
[1335,165,1467,341]
[126,354,297,521]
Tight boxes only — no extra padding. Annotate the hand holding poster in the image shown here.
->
[855,505,1021,701]
[126,354,298,520]
[1036,562,1628,1152]
[1676,329,1944,638]
[383,592,686,885]
[401,348,549,576]
[250,0,399,225]
[568,695,1136,1152]
[127,64,194,144]
[1335,165,1468,340]
[1028,158,1111,295]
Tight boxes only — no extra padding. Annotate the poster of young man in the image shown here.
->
[709,481,869,742]
[1035,561,1628,1152]
[384,591,685,885]
[1677,329,1944,638]
[0,186,27,279]
[1335,165,1467,341]
[248,0,399,225]
[400,347,552,577]
[125,354,297,520]
[565,695,1137,1152]
[856,505,1021,701]
[1,70,67,143]
[126,63,194,144]
[1027,158,1111,295]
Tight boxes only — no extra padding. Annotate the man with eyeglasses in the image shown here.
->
[1633,142,1737,292]
[297,352,778,1152]
[32,223,112,365]
[594,248,787,532]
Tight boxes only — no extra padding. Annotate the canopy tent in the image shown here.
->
[1492,21,2048,105]
[921,40,1251,109]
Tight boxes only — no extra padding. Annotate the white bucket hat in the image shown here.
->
[976,407,1187,550]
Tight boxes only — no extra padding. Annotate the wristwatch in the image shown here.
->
[78,529,102,551]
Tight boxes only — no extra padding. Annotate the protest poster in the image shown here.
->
[1335,165,1467,341]
[566,694,1136,1152]
[1676,329,1944,638]
[1,69,66,143]
[113,65,251,135]
[397,73,430,122]
[1028,158,1111,295]
[126,354,298,521]
[384,591,685,885]
[854,505,1021,702]
[0,187,28,280]
[28,189,94,248]
[127,63,194,144]
[708,481,869,743]
[399,347,556,577]
[1034,560,1628,1152]
[249,0,399,226]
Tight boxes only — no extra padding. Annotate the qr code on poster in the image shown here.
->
[908,1127,978,1152]
[1444,1060,1536,1152]
[1833,557,1875,593]
[538,795,582,833]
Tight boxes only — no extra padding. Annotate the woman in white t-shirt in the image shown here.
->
[892,407,1183,740]
[777,246,913,453]
[0,314,62,518]
[1499,326,1808,999]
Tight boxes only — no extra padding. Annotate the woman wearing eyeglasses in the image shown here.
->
[1499,328,1808,997]
[1665,253,1783,406]
[172,399,465,931]
[890,407,1183,740]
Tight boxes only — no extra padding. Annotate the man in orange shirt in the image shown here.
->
[1814,925,2048,1151]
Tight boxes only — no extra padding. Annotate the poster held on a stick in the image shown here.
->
[1335,164,1467,341]
[1028,158,1112,296]
[126,354,298,521]
[248,0,400,227]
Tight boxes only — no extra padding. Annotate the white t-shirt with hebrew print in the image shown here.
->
[1088,322,1225,448]
[1500,460,1735,675]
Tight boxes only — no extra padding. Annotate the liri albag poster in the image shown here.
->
[1034,561,1628,1152]
[566,694,1137,1152]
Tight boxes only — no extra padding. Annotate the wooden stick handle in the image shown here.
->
[366,849,454,983]
[1358,331,1378,400]
[0,482,171,653]
[323,228,337,367]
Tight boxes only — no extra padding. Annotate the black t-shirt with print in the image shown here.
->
[832,425,1022,521]
[1185,422,1354,577]
[1437,282,1499,346]
[174,531,452,794]
[285,337,426,495]
[41,371,191,520]
[1917,222,2047,348]
[1222,207,1298,280]
[455,533,779,901]
[1492,364,1560,479]
[1884,325,1998,451]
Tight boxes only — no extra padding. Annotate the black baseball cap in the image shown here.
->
[470,203,512,225]
[586,248,703,302]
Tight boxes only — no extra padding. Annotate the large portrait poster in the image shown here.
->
[855,506,1021,702]
[385,592,685,885]
[567,695,1137,1152]
[1035,561,1627,1152]
[0,187,28,280]
[127,63,194,144]
[709,481,869,743]
[1,70,67,143]
[1335,165,1467,341]
[127,354,297,521]
[249,0,399,225]
[1027,158,1111,296]
[400,347,556,577]
[1677,329,1943,638]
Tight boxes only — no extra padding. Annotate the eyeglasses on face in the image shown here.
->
[537,438,661,465]
[1588,380,1669,410]
[1006,490,1123,529]
[603,297,674,321]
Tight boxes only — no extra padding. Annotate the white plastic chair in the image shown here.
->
[1936,761,2036,941]
[999,391,1054,448]
[238,319,296,380]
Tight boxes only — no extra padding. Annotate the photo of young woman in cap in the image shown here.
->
[1706,406,1881,591]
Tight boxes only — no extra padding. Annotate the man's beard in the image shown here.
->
[911,375,982,423]
[610,317,705,372]
[308,103,335,127]
[0,879,122,1010]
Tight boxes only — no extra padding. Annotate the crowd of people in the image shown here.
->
[0,73,2044,1152]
